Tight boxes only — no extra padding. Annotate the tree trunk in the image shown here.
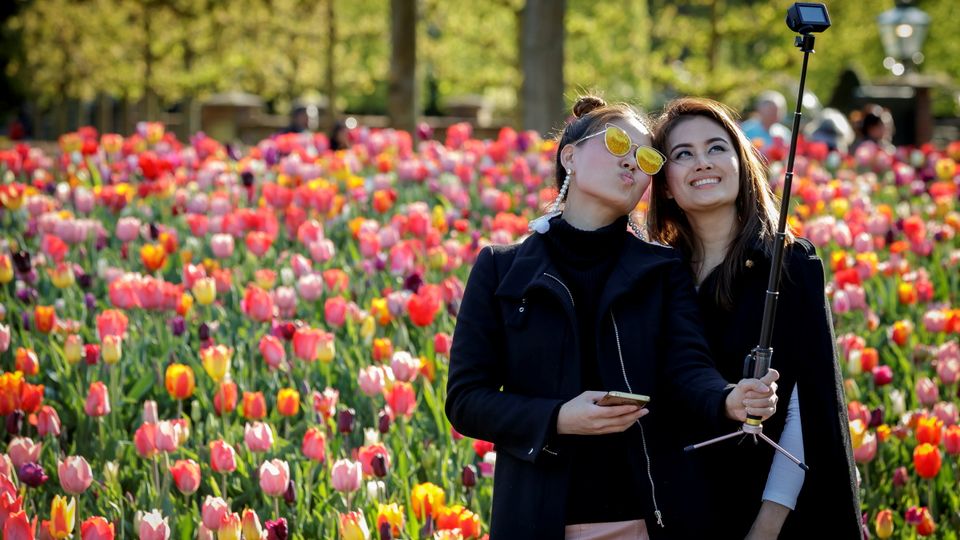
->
[387,0,417,133]
[325,0,336,129]
[520,0,565,135]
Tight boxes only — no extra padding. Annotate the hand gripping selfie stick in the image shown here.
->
[684,3,832,471]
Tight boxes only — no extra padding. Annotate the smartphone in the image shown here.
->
[595,391,650,408]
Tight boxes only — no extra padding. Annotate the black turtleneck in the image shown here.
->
[542,215,643,525]
[543,215,627,390]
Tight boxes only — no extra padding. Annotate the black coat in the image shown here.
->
[689,238,862,539]
[446,231,737,540]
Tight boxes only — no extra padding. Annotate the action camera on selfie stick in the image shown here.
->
[684,3,832,470]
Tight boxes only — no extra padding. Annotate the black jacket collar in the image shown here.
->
[495,231,678,312]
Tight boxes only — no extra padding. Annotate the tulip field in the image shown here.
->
[0,122,958,539]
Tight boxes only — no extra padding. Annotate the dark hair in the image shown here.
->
[855,104,893,140]
[554,95,647,198]
[647,97,792,310]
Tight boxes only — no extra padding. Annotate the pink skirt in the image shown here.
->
[564,519,649,540]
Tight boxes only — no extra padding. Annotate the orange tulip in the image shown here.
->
[15,348,39,377]
[0,371,23,415]
[898,282,918,305]
[0,254,13,283]
[140,243,167,272]
[372,338,393,363]
[241,391,266,420]
[33,306,56,334]
[165,363,195,400]
[19,382,44,414]
[213,380,238,415]
[276,388,300,417]
[913,443,942,479]
[411,482,445,521]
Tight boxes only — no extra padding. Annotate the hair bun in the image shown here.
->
[573,95,606,118]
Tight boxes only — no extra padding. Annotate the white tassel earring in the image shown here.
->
[529,170,570,234]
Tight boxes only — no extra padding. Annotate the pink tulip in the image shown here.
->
[872,365,893,386]
[292,327,323,362]
[155,420,181,453]
[330,459,362,493]
[84,381,111,417]
[358,366,388,397]
[853,432,877,463]
[258,459,290,497]
[134,423,158,458]
[244,422,274,453]
[210,234,235,259]
[138,510,170,540]
[8,437,41,468]
[0,323,9,354]
[37,406,61,437]
[74,187,95,213]
[390,351,421,382]
[324,297,348,328]
[116,217,141,243]
[209,439,237,473]
[916,377,940,407]
[195,525,215,540]
[933,402,959,427]
[296,274,324,302]
[923,310,947,333]
[58,455,93,494]
[937,356,960,386]
[289,254,312,277]
[258,334,286,370]
[302,427,326,463]
[831,290,850,314]
[201,496,230,530]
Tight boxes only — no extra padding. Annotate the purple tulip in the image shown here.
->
[17,462,48,487]
[265,517,288,540]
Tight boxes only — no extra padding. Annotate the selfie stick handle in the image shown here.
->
[744,33,815,428]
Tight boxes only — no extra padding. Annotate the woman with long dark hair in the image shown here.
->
[648,97,861,539]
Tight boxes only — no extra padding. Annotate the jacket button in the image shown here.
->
[519,307,525,313]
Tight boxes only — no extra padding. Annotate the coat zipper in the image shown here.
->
[543,273,575,307]
[542,271,663,528]
[611,311,664,528]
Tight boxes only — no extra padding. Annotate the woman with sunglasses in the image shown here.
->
[647,97,862,539]
[446,95,780,540]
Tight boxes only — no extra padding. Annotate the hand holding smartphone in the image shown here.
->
[595,391,650,409]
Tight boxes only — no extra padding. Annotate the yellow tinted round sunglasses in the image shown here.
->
[573,123,666,175]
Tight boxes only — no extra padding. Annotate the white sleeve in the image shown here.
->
[762,385,805,509]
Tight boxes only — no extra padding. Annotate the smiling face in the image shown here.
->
[663,116,741,216]
[561,116,653,220]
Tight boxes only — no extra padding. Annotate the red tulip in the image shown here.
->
[134,423,158,459]
[3,510,36,540]
[944,425,960,455]
[242,285,274,323]
[358,443,391,477]
[245,231,274,258]
[292,327,323,362]
[916,416,943,446]
[385,382,417,420]
[913,443,942,479]
[80,516,115,540]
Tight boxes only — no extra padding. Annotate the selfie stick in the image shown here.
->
[684,3,832,471]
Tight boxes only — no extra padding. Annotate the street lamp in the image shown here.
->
[877,0,930,76]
